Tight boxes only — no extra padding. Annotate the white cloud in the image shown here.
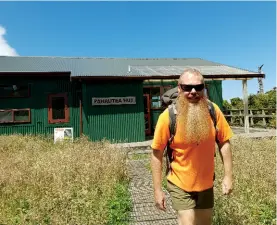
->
[0,25,18,56]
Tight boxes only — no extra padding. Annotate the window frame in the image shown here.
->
[0,108,31,124]
[48,93,70,124]
[0,84,31,98]
[143,85,173,110]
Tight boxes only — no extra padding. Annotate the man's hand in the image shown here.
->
[218,140,233,195]
[154,189,166,211]
[151,149,166,211]
[222,175,233,195]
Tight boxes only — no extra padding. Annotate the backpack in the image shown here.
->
[161,87,219,175]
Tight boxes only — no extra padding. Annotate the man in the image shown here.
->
[150,69,233,225]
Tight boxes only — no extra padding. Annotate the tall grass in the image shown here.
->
[0,134,131,225]
[213,136,276,225]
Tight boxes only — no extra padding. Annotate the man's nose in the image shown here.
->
[190,88,197,94]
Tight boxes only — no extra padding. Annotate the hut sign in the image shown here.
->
[92,97,136,105]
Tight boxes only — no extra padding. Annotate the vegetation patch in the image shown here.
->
[212,136,276,225]
[0,134,131,225]
[131,153,150,160]
[106,181,133,225]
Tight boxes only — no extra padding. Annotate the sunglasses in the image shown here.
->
[179,84,205,92]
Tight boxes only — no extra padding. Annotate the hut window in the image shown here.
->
[0,109,31,124]
[48,93,69,124]
[151,87,161,108]
[0,84,30,98]
[144,85,173,109]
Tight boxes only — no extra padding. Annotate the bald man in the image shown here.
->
[150,69,234,225]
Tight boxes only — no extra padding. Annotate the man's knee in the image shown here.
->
[177,208,213,225]
[178,209,196,225]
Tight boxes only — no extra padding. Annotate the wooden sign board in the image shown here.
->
[92,96,136,105]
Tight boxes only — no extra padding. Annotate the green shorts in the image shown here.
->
[167,181,214,211]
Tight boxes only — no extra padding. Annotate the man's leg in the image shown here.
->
[167,181,214,225]
[195,209,213,225]
[178,209,196,225]
[177,208,213,225]
[195,187,214,225]
[167,181,197,225]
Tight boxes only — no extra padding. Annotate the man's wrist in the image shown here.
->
[154,187,163,192]
[224,173,233,179]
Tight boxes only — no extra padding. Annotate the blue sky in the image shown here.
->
[0,1,275,101]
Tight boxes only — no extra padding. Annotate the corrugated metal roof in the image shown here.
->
[128,65,260,76]
[0,56,264,78]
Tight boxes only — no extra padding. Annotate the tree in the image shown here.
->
[230,97,244,109]
[248,94,256,108]
[223,100,232,111]
[227,89,276,110]
[265,89,276,109]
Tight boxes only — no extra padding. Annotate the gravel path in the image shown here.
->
[127,155,178,225]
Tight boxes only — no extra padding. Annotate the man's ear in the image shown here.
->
[177,85,181,93]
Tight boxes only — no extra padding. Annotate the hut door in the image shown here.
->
[143,94,151,135]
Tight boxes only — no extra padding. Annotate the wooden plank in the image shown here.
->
[242,80,249,133]
[252,115,273,118]
[224,115,273,118]
[204,77,253,81]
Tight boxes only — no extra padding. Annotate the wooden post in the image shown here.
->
[80,98,83,136]
[242,80,249,133]
[250,109,254,127]
[239,110,243,126]
[262,109,266,127]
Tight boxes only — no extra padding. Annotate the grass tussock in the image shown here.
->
[213,136,276,225]
[0,134,131,225]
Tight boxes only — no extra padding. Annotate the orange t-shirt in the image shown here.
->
[151,102,233,192]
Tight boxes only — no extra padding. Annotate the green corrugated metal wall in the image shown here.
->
[143,79,223,131]
[206,80,223,109]
[0,76,80,138]
[83,81,145,143]
[0,76,223,142]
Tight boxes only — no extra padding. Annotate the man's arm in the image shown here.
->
[150,109,170,210]
[151,149,166,210]
[218,140,233,195]
[213,103,234,195]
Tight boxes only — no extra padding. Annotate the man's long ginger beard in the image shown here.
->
[175,94,212,144]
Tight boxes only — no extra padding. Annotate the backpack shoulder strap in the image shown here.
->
[208,101,219,144]
[165,104,176,173]
[208,101,217,125]
[168,104,177,143]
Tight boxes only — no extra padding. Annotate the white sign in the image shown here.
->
[92,96,136,105]
[54,127,74,143]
